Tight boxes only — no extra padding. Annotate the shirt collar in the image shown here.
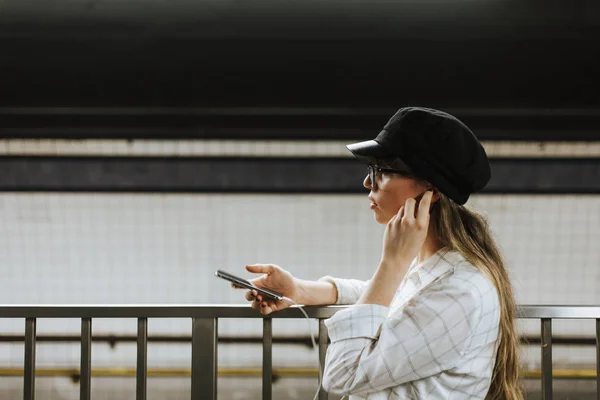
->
[407,247,464,289]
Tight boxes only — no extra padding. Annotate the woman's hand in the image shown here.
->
[381,189,434,266]
[238,264,298,315]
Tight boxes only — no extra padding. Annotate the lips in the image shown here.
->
[368,197,378,207]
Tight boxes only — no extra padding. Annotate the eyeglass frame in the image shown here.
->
[367,164,416,189]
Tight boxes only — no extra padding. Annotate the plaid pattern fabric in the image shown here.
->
[318,249,501,399]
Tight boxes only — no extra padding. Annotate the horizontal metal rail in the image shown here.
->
[0,304,343,319]
[0,334,594,346]
[0,367,595,380]
[0,304,599,319]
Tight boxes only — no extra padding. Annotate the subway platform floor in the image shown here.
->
[0,377,597,399]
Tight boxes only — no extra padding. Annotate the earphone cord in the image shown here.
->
[281,297,347,400]
[282,297,321,400]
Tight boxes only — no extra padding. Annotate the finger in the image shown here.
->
[261,302,274,315]
[397,205,405,218]
[246,264,275,275]
[416,190,434,225]
[231,283,245,289]
[403,198,416,220]
[251,299,261,311]
[245,290,259,301]
[245,290,255,301]
[390,205,404,224]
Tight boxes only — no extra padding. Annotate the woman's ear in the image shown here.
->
[426,187,440,204]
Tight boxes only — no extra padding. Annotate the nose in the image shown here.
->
[363,174,373,190]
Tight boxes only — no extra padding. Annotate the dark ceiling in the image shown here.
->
[1,0,599,110]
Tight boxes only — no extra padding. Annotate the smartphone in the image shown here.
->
[215,269,284,301]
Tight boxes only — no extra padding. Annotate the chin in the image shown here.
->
[373,211,391,225]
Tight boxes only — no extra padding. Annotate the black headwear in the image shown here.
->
[346,107,491,205]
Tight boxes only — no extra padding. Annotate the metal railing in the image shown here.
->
[0,304,599,400]
[0,333,596,347]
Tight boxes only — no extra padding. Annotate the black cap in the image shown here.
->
[346,107,491,205]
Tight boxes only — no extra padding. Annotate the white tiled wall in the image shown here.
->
[2,111,599,398]
[0,193,598,398]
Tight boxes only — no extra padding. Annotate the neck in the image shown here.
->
[418,219,445,264]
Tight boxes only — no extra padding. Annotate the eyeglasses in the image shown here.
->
[367,165,414,189]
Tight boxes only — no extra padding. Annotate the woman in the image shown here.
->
[242,107,523,399]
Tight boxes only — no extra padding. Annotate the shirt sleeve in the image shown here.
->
[318,276,370,305]
[321,280,480,396]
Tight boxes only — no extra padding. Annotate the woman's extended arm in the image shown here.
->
[242,265,371,314]
[294,278,338,305]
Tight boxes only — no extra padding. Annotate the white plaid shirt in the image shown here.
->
[318,248,501,399]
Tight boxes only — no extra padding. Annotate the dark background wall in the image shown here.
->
[1,0,599,193]
[2,0,599,109]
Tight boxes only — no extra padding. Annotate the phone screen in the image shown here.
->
[215,270,284,301]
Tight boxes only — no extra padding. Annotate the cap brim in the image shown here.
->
[346,139,393,164]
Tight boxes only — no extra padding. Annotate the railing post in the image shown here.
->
[24,318,36,400]
[80,318,92,400]
[191,318,217,400]
[136,318,148,400]
[262,318,273,400]
[541,318,552,400]
[596,318,599,400]
[318,319,329,400]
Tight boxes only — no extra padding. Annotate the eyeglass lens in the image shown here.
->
[368,166,376,188]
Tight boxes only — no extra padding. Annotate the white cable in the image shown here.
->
[282,296,322,400]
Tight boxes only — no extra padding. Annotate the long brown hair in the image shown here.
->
[377,158,523,399]
[433,194,523,399]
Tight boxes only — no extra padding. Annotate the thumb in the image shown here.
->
[246,264,275,275]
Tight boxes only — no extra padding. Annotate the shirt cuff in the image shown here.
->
[318,275,344,304]
[324,304,389,343]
